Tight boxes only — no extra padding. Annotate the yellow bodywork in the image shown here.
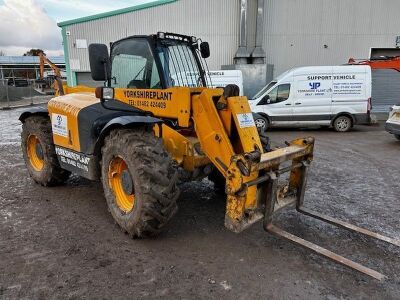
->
[48,92,98,152]
[50,84,314,232]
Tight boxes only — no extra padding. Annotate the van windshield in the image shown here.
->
[251,81,277,99]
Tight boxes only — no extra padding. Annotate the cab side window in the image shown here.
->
[111,38,161,89]
[257,84,291,105]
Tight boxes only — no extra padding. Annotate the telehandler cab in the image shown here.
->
[20,32,399,280]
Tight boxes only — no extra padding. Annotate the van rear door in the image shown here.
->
[331,66,369,118]
[292,68,333,125]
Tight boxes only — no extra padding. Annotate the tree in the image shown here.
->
[0,50,5,56]
[23,49,45,56]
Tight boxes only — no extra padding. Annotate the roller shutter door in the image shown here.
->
[371,69,400,113]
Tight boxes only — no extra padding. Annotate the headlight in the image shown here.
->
[102,87,114,100]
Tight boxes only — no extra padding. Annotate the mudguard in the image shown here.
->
[99,115,162,138]
[19,107,49,122]
[94,115,163,153]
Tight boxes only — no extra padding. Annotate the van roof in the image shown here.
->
[274,65,370,81]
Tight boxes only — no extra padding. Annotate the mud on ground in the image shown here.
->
[0,108,399,299]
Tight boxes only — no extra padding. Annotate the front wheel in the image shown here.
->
[101,128,179,238]
[333,115,352,132]
[254,115,270,132]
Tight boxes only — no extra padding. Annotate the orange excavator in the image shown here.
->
[348,56,400,72]
[37,52,65,95]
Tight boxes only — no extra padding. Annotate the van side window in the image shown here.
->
[257,84,291,105]
[277,84,290,102]
[268,86,278,102]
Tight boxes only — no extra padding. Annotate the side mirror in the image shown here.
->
[200,42,210,58]
[257,95,270,106]
[88,43,110,81]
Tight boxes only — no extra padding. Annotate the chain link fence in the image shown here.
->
[0,67,58,109]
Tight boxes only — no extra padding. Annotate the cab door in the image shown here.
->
[254,83,293,124]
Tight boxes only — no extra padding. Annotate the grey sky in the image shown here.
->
[0,0,152,55]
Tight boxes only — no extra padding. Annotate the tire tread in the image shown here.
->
[101,128,179,238]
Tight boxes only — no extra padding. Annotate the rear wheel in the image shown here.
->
[21,116,70,186]
[333,115,352,132]
[101,128,179,238]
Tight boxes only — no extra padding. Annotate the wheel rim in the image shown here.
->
[255,118,266,129]
[27,134,44,171]
[337,117,350,131]
[108,156,135,212]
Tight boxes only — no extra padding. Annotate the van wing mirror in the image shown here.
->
[258,94,270,105]
[200,42,210,58]
[88,43,110,81]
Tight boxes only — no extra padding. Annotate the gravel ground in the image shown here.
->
[0,96,51,110]
[0,108,399,299]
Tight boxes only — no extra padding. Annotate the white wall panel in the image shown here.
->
[64,0,239,74]
[263,0,400,76]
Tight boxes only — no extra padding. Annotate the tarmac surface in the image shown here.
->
[0,108,399,299]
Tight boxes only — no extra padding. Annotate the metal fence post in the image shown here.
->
[6,79,10,109]
[30,79,33,106]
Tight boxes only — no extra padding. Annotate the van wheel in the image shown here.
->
[333,115,352,132]
[254,115,269,131]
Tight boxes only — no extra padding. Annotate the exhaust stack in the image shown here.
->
[234,0,251,64]
[251,0,266,64]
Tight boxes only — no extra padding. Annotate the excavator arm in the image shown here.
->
[38,52,65,95]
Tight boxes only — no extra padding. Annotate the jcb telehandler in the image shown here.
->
[20,32,399,280]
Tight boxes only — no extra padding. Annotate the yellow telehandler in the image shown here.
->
[20,32,399,280]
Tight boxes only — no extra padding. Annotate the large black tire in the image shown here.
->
[258,130,271,152]
[101,128,179,238]
[208,168,226,194]
[21,116,70,186]
[333,115,352,132]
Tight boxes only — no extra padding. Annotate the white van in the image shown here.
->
[208,70,243,95]
[250,66,372,132]
[173,70,243,95]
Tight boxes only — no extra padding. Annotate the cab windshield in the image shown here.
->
[110,37,211,89]
[156,39,211,88]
